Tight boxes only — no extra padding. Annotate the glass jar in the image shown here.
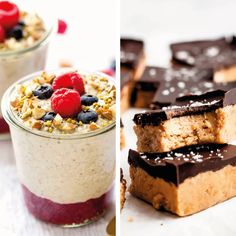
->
[1,70,116,226]
[0,9,56,139]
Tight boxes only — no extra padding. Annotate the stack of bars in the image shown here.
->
[129,89,236,216]
[120,37,236,111]
[124,36,236,216]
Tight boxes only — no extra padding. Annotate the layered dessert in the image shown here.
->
[120,168,126,210]
[134,89,236,153]
[0,1,53,135]
[2,70,116,226]
[170,37,236,83]
[128,144,236,216]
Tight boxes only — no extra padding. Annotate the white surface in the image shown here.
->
[0,0,115,235]
[121,0,236,235]
[121,0,236,67]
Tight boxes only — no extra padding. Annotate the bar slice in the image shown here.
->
[134,89,236,153]
[128,144,236,216]
[121,38,145,80]
[170,37,236,82]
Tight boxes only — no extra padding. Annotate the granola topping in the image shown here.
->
[0,10,46,51]
[10,71,116,134]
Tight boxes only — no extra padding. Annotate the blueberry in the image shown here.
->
[33,85,54,99]
[17,20,25,27]
[42,112,56,121]
[110,60,116,71]
[77,110,98,124]
[9,25,23,40]
[81,95,98,106]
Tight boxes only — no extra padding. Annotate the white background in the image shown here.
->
[0,0,116,236]
[121,0,236,235]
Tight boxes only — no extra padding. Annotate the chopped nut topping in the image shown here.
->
[32,120,43,129]
[53,114,63,127]
[89,122,100,130]
[32,107,46,119]
[0,11,46,51]
[11,71,116,134]
[21,108,32,119]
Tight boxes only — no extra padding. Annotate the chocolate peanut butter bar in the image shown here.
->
[128,144,236,216]
[120,168,126,209]
[121,38,145,80]
[151,69,236,109]
[131,66,215,109]
[131,66,165,108]
[134,89,236,153]
[171,37,236,82]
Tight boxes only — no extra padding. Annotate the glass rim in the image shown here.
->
[1,69,116,140]
[0,20,57,58]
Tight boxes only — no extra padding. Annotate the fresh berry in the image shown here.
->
[0,1,20,30]
[57,19,67,34]
[33,85,54,100]
[77,110,98,124]
[17,20,25,27]
[110,60,116,71]
[52,72,85,95]
[102,69,114,77]
[51,88,81,118]
[9,24,23,40]
[0,24,5,42]
[42,112,56,121]
[81,94,98,106]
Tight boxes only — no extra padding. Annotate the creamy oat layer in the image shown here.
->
[0,11,46,51]
[10,71,116,134]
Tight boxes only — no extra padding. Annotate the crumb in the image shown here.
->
[59,59,73,68]
[127,216,133,222]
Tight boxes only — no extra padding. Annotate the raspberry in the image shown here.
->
[51,88,81,118]
[0,24,5,42]
[57,19,67,34]
[101,69,114,77]
[0,1,19,30]
[52,72,85,95]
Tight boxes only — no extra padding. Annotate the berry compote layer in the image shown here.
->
[0,117,9,133]
[5,70,116,225]
[22,185,113,225]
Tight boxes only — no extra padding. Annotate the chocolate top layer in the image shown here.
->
[130,66,164,105]
[134,88,236,126]
[128,144,236,185]
[120,168,124,182]
[121,38,144,69]
[151,66,215,108]
[171,37,236,70]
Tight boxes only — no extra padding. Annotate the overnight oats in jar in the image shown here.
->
[2,70,116,226]
[0,1,54,137]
